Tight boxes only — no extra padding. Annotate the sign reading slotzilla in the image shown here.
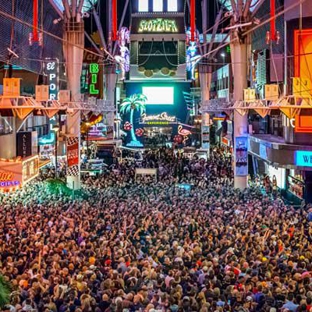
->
[138,18,178,33]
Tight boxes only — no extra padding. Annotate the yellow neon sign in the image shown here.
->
[138,19,178,33]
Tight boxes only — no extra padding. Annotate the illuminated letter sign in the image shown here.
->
[141,112,176,123]
[16,132,32,158]
[295,151,312,167]
[0,171,20,191]
[138,19,178,33]
[89,63,99,95]
[45,59,59,100]
[0,172,13,181]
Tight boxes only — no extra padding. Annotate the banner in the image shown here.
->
[67,137,79,176]
[202,125,210,149]
[235,136,248,176]
[17,132,32,158]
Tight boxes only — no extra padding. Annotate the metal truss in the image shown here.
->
[201,95,312,119]
[0,95,114,119]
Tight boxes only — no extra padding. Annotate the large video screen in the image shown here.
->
[142,86,174,105]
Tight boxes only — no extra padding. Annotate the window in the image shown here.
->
[167,0,178,11]
[138,0,148,12]
[153,0,163,11]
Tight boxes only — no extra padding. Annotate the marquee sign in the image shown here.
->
[138,18,178,33]
[0,155,39,192]
[0,171,20,189]
[141,112,176,125]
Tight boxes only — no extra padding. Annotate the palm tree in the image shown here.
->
[0,275,11,308]
[120,94,147,146]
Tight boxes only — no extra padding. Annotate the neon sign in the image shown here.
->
[0,171,13,181]
[138,19,178,33]
[0,171,20,190]
[295,151,312,167]
[0,181,20,187]
[141,112,176,123]
[89,63,99,95]
[45,59,59,100]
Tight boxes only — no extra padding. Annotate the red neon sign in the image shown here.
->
[190,0,196,42]
[33,0,39,42]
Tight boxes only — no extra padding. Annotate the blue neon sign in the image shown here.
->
[295,151,312,167]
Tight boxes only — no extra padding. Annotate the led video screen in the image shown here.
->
[142,86,174,105]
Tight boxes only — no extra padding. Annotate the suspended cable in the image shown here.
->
[0,7,116,62]
[137,40,154,66]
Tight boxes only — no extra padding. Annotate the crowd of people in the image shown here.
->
[0,147,312,312]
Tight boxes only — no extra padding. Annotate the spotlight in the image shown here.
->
[7,48,19,58]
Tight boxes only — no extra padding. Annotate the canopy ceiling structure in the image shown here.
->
[219,0,259,11]
[52,0,97,13]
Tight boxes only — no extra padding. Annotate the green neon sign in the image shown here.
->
[89,63,99,95]
[138,18,178,33]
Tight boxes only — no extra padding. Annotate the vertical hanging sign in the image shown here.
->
[190,0,196,42]
[67,137,79,176]
[112,0,118,41]
[17,132,32,158]
[270,0,276,41]
[33,0,39,41]
[202,126,210,149]
[44,59,59,100]
[235,136,248,176]
[89,63,100,96]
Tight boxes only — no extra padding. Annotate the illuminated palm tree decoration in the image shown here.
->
[120,94,147,146]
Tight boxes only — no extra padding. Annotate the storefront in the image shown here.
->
[249,135,312,203]
[122,82,192,147]
[0,155,39,192]
[287,169,305,200]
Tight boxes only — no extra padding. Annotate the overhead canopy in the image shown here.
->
[52,0,97,13]
[220,0,259,12]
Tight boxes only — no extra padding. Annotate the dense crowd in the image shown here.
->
[0,148,312,312]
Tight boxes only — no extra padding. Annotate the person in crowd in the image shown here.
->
[0,147,310,312]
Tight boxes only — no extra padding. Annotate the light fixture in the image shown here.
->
[52,125,60,132]
[7,47,19,58]
[225,22,252,31]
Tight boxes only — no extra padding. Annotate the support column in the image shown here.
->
[199,60,212,157]
[63,21,84,190]
[230,39,249,190]
[104,64,117,137]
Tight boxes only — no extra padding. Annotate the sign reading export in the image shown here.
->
[295,151,312,167]
[138,18,178,33]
